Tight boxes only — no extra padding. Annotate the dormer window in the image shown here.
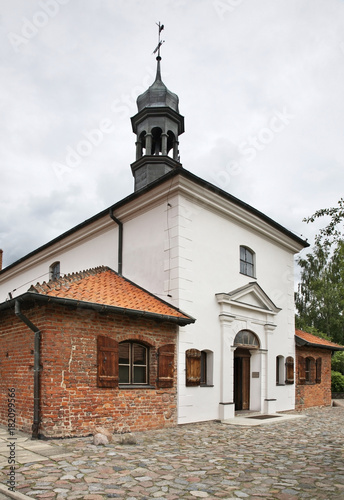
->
[240,246,255,278]
[49,261,60,281]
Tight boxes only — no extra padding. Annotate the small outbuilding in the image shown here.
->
[295,329,344,410]
[0,266,194,438]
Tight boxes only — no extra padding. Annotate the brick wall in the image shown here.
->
[295,345,332,410]
[0,307,35,432]
[0,302,178,437]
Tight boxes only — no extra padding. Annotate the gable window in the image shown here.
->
[49,261,60,281]
[119,342,148,385]
[240,246,255,278]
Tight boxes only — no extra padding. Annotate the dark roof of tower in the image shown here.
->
[136,58,179,113]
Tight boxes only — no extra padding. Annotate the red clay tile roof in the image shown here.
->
[295,329,344,351]
[29,266,193,323]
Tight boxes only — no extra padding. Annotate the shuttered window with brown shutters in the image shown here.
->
[157,344,175,388]
[185,349,201,386]
[285,356,294,384]
[305,357,315,383]
[298,356,306,385]
[316,357,322,384]
[97,335,119,388]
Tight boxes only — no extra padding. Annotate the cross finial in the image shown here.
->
[152,22,165,60]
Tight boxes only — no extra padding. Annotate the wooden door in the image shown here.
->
[234,349,250,410]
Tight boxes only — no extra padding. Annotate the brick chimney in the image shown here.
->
[0,249,3,271]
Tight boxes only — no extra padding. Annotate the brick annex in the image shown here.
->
[295,329,343,411]
[0,267,194,438]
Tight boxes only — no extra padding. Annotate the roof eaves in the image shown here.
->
[295,334,344,351]
[1,292,195,326]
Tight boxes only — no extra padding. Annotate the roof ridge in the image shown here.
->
[30,266,110,293]
[25,265,195,323]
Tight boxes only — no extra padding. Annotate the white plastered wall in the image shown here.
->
[175,192,297,423]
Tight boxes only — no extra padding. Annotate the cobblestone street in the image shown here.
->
[0,406,343,499]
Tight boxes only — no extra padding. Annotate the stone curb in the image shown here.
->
[0,483,32,500]
[332,398,344,407]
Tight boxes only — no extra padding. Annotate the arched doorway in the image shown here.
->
[233,330,259,411]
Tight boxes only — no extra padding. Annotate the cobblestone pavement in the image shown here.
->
[0,406,343,499]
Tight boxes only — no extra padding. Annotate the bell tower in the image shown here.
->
[130,23,185,191]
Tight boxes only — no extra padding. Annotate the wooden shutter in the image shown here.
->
[298,356,306,385]
[186,349,201,386]
[316,357,322,384]
[157,344,175,388]
[97,335,119,388]
[285,356,294,384]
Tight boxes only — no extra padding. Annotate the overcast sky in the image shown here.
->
[1,0,344,269]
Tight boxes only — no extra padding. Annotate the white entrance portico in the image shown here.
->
[216,282,280,420]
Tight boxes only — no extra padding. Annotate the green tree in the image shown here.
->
[304,198,344,246]
[331,371,344,393]
[296,199,344,345]
[332,351,344,375]
[295,240,344,345]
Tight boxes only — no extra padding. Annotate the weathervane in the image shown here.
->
[152,22,165,59]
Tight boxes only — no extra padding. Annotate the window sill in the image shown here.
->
[200,384,214,388]
[276,383,285,386]
[119,384,156,390]
[240,272,256,279]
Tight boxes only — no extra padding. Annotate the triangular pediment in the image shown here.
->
[216,282,281,315]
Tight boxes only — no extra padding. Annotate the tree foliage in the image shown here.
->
[331,370,344,393]
[331,351,344,375]
[304,198,344,246]
[295,199,344,345]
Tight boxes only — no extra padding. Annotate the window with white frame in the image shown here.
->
[240,246,255,277]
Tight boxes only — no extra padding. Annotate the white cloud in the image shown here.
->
[1,0,344,268]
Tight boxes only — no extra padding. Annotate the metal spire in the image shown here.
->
[152,22,165,60]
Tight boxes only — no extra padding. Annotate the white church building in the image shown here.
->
[0,50,308,427]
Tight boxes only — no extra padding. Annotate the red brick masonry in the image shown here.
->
[0,303,178,437]
[295,345,332,410]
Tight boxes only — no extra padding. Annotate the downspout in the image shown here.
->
[109,209,123,275]
[15,301,41,439]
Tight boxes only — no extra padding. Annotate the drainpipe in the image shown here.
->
[15,301,41,439]
[109,209,123,275]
